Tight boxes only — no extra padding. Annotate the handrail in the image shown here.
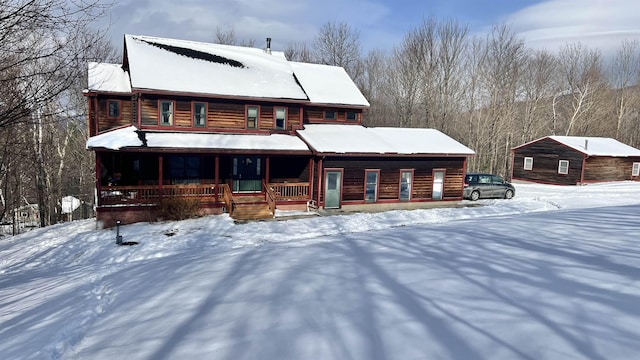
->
[263,180,276,217]
[220,183,234,216]
[268,182,310,201]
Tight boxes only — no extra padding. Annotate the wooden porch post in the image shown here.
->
[308,158,314,200]
[265,156,270,184]
[316,158,323,206]
[158,155,163,200]
[95,152,102,206]
[214,155,219,203]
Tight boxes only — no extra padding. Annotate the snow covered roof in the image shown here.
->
[86,126,311,153]
[531,136,640,157]
[87,62,131,93]
[297,124,475,156]
[290,62,369,107]
[123,35,309,100]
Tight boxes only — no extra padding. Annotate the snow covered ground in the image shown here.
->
[1,182,640,359]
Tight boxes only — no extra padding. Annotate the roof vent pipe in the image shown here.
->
[266,37,272,54]
[584,139,588,150]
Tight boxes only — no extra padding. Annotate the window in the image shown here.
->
[324,110,336,121]
[524,157,533,170]
[107,100,121,119]
[400,170,413,201]
[275,107,286,130]
[193,102,207,127]
[168,156,200,184]
[558,160,569,174]
[160,100,174,126]
[633,162,640,176]
[246,106,259,129]
[346,111,358,122]
[365,170,379,202]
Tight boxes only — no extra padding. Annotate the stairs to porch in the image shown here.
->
[228,195,274,221]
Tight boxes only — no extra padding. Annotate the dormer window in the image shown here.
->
[246,106,259,129]
[160,100,174,126]
[324,110,336,121]
[346,111,358,122]
[193,102,207,127]
[107,100,121,119]
[275,107,286,130]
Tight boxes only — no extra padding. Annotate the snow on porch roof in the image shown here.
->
[124,35,309,100]
[297,124,475,155]
[86,126,311,153]
[545,136,640,157]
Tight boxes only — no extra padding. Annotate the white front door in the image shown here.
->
[324,171,342,209]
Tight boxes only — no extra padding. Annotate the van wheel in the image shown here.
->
[470,191,480,201]
[504,190,514,199]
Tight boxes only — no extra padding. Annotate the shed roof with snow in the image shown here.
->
[514,136,640,157]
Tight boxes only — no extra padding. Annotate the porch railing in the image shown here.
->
[99,184,218,205]
[269,182,310,201]
[263,181,276,217]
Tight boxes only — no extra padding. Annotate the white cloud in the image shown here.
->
[506,0,640,56]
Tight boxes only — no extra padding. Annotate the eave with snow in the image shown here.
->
[85,34,474,226]
[512,135,640,185]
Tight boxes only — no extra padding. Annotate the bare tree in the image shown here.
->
[284,41,313,62]
[313,21,363,83]
[610,39,640,145]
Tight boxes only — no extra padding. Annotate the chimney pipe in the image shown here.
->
[584,139,588,150]
[266,37,272,54]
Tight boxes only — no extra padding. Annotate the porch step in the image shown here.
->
[232,202,274,221]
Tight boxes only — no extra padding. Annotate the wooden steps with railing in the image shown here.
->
[231,203,274,221]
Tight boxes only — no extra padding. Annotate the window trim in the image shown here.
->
[558,160,569,175]
[364,169,380,203]
[524,157,533,171]
[107,99,121,120]
[192,102,207,128]
[246,105,260,129]
[274,107,287,130]
[346,111,358,122]
[159,100,175,126]
[633,162,640,177]
[324,110,337,121]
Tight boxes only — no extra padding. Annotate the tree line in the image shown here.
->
[2,3,639,229]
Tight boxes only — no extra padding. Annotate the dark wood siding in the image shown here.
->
[97,96,133,132]
[512,138,584,185]
[303,106,363,124]
[322,157,466,202]
[583,156,640,182]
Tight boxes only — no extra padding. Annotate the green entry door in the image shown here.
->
[324,170,342,209]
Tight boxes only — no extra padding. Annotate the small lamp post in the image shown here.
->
[116,220,123,245]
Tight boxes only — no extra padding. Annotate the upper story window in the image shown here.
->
[275,107,286,130]
[159,100,174,126]
[107,100,121,119]
[633,162,640,176]
[346,111,358,122]
[558,160,569,174]
[193,102,207,127]
[246,106,259,129]
[324,110,336,121]
[524,157,533,170]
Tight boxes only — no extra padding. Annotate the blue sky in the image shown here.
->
[103,0,640,58]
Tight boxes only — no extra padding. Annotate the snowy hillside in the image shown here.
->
[1,182,640,359]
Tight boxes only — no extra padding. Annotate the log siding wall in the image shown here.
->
[583,156,640,182]
[96,96,134,133]
[512,138,585,185]
[321,157,466,203]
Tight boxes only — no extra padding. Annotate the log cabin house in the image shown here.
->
[511,136,640,185]
[86,35,475,226]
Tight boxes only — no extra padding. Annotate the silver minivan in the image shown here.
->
[464,173,515,201]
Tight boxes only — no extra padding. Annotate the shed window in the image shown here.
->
[346,111,358,121]
[558,160,569,175]
[246,106,259,129]
[324,111,336,121]
[633,162,640,176]
[524,157,533,170]
[193,102,207,127]
[365,170,379,202]
[160,100,174,126]
[107,100,121,119]
[275,107,286,130]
